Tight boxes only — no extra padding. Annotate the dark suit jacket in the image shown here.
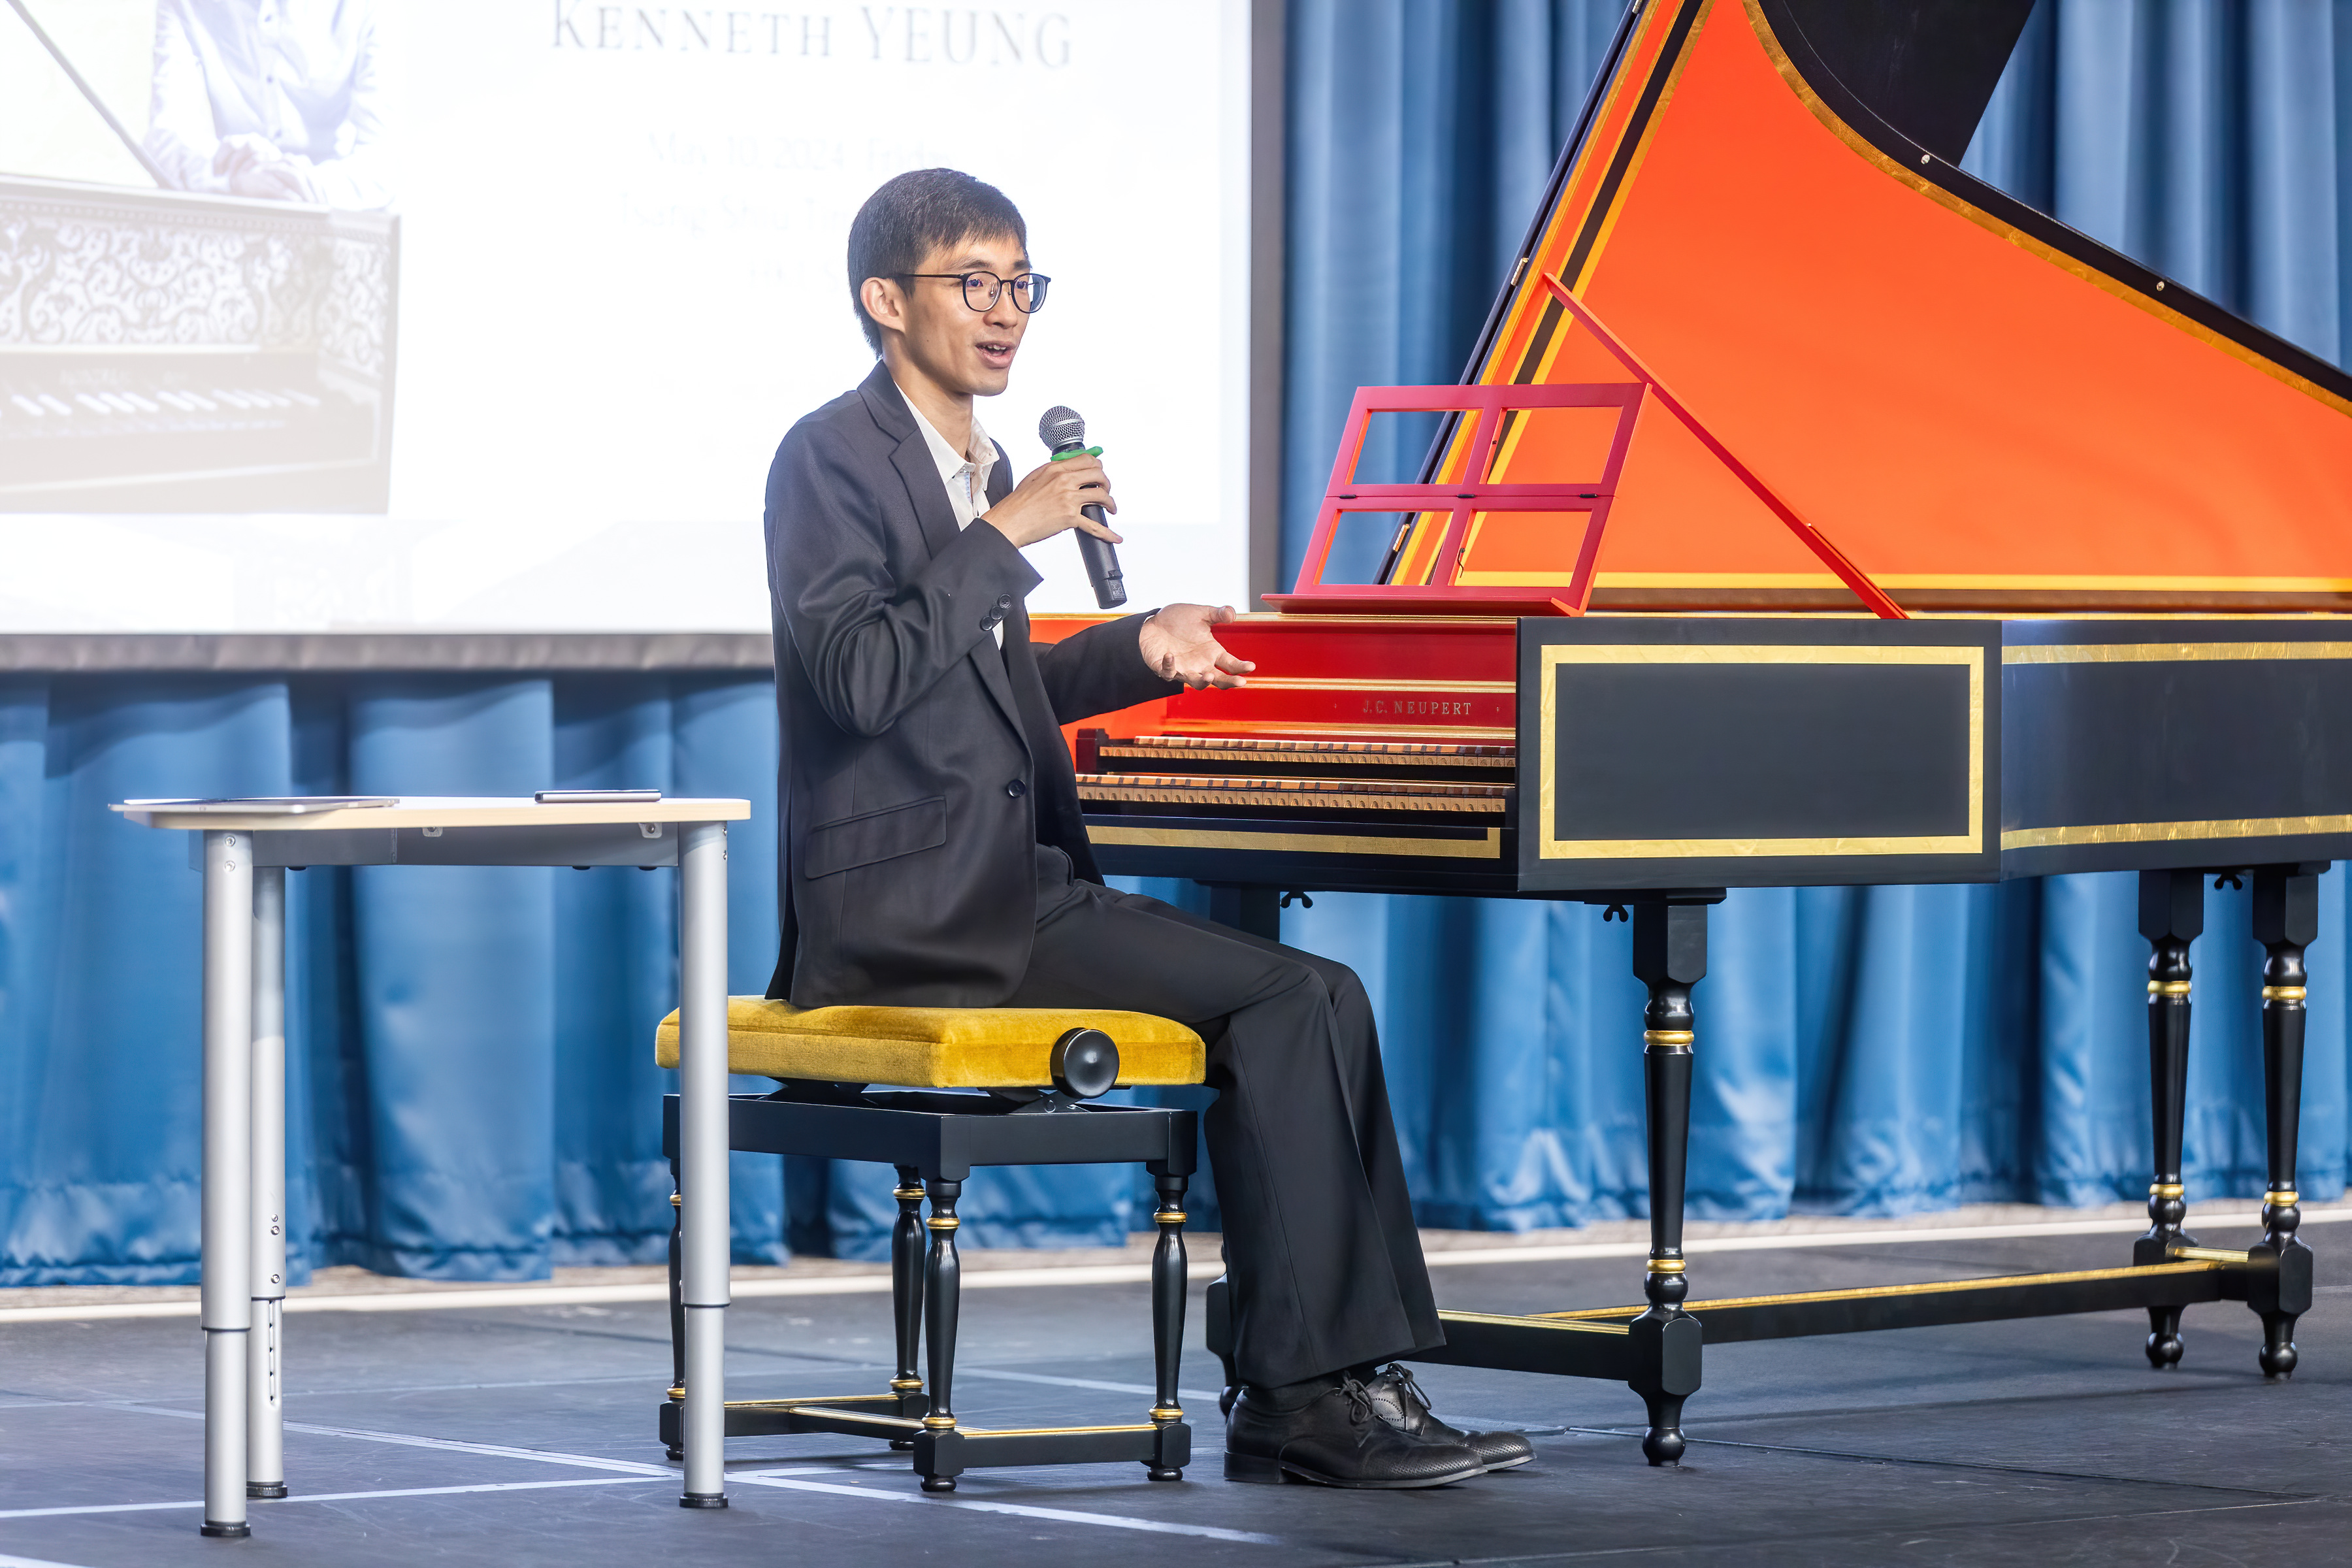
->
[762,363,1179,1007]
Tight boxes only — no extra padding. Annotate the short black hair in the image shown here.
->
[846,169,1027,353]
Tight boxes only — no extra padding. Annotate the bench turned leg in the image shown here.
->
[889,1166,926,1447]
[665,1164,685,1460]
[921,1179,963,1492]
[1147,1173,1189,1480]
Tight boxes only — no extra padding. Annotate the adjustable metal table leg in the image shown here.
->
[200,830,254,1537]
[248,866,289,1499]
[676,823,731,1507]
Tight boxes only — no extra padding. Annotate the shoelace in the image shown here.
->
[1330,1375,1382,1444]
[1377,1364,1434,1422]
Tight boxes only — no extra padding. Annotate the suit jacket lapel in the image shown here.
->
[865,376,1026,748]
[964,444,1028,751]
[859,367,964,561]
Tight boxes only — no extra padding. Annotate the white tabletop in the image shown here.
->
[112,795,753,832]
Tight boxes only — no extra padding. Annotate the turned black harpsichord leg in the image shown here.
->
[2250,866,2321,1379]
[1147,1173,1190,1480]
[1629,900,1708,1466]
[920,1178,964,1490]
[889,1166,927,1445]
[2135,870,2204,1367]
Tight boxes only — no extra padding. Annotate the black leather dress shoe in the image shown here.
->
[1225,1377,1485,1488]
[1362,1364,1535,1472]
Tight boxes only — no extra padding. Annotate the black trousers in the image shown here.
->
[1008,848,1444,1387]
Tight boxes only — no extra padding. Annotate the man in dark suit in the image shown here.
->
[762,168,1531,1488]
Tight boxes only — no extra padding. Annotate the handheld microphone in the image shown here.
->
[1037,405,1126,609]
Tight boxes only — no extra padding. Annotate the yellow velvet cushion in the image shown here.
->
[654,996,1206,1088]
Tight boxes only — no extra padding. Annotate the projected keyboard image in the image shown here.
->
[0,176,399,514]
[0,356,383,506]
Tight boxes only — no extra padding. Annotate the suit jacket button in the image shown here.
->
[1005,779,1027,798]
[995,595,1011,608]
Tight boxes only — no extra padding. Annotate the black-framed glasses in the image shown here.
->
[898,270,1051,314]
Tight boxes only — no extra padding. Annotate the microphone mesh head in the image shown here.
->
[1038,406,1086,449]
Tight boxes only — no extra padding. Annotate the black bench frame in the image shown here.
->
[660,1086,1198,1492]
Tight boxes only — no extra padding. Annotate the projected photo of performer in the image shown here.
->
[143,0,391,210]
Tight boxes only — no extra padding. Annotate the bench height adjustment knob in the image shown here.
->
[1050,1028,1120,1100]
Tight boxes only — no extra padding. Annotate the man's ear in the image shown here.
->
[860,276,906,343]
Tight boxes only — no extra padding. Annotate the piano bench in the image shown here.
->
[653,996,1206,1088]
[655,996,1205,1492]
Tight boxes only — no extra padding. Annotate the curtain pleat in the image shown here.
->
[1,4,2348,1282]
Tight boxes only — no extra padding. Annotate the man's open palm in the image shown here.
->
[1139,604,1254,689]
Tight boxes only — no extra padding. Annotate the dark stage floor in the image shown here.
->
[0,1219,2344,1567]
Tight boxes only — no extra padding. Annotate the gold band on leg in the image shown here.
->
[2149,1182,2185,1198]
[1646,1258,1686,1275]
[2264,1190,2300,1207]
[2146,981,2192,997]
[2261,986,2308,1002]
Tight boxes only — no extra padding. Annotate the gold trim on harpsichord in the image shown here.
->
[1086,825,1505,860]
[2002,814,2352,852]
[1598,573,2352,598]
[1159,720,1516,743]
[2166,1246,2253,1265]
[1239,677,1514,694]
[1435,1308,1632,1337]
[1530,1260,2230,1320]
[2004,642,2352,665]
[1100,736,1514,766]
[1077,774,1509,813]
[1535,644,1985,860]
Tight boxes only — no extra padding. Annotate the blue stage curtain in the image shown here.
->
[1963,0,2349,365]
[5,5,2352,1284]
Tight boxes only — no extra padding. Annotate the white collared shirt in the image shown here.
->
[900,391,1007,646]
[144,0,393,211]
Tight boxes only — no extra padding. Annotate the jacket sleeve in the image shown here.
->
[768,421,1041,739]
[1035,612,1183,724]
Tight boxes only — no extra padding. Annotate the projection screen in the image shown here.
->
[0,1,1253,632]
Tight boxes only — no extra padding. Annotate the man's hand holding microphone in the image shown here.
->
[981,413,1252,691]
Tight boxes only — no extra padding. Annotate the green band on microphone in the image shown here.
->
[1049,446,1103,461]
